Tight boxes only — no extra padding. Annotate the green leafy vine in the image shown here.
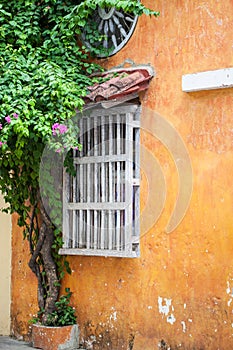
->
[0,0,159,325]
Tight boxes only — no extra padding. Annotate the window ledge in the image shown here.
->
[59,248,140,258]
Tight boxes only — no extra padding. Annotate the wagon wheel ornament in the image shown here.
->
[81,6,138,57]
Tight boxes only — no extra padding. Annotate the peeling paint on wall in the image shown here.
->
[181,321,186,333]
[109,309,117,323]
[158,297,171,316]
[158,297,176,325]
[226,280,233,308]
[167,313,176,325]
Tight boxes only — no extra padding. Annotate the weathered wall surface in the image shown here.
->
[11,214,37,341]
[11,0,233,349]
[0,194,11,335]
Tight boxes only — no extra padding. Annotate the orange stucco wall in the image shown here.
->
[11,1,233,349]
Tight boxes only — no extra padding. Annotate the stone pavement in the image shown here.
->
[0,336,86,350]
[0,336,33,350]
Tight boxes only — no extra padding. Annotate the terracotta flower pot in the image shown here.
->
[32,324,79,350]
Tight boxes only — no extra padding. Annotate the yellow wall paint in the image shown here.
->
[0,194,11,335]
[11,0,233,348]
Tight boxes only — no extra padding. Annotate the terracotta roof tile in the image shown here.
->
[84,66,154,104]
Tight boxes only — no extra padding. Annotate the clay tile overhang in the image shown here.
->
[83,65,154,107]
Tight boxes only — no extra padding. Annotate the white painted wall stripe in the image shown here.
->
[182,67,233,92]
[0,194,11,336]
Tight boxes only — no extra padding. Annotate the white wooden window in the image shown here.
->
[60,104,141,258]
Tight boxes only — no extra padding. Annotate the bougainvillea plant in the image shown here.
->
[0,0,159,326]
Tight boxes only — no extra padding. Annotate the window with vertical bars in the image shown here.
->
[60,104,140,257]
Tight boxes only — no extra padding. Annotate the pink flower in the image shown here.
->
[0,142,3,147]
[5,116,11,124]
[52,123,60,135]
[52,123,68,135]
[13,113,19,119]
[52,123,59,130]
[0,124,2,130]
[59,124,68,134]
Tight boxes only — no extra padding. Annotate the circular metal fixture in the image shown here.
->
[81,6,138,57]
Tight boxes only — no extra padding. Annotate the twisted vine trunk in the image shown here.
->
[28,196,59,324]
[40,222,59,323]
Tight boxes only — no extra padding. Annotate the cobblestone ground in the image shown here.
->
[0,336,86,350]
[0,336,33,350]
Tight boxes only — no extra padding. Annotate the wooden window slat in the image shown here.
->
[60,104,141,258]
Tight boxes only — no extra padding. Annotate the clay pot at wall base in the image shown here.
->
[32,324,79,350]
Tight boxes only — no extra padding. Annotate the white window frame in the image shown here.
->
[59,103,141,258]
